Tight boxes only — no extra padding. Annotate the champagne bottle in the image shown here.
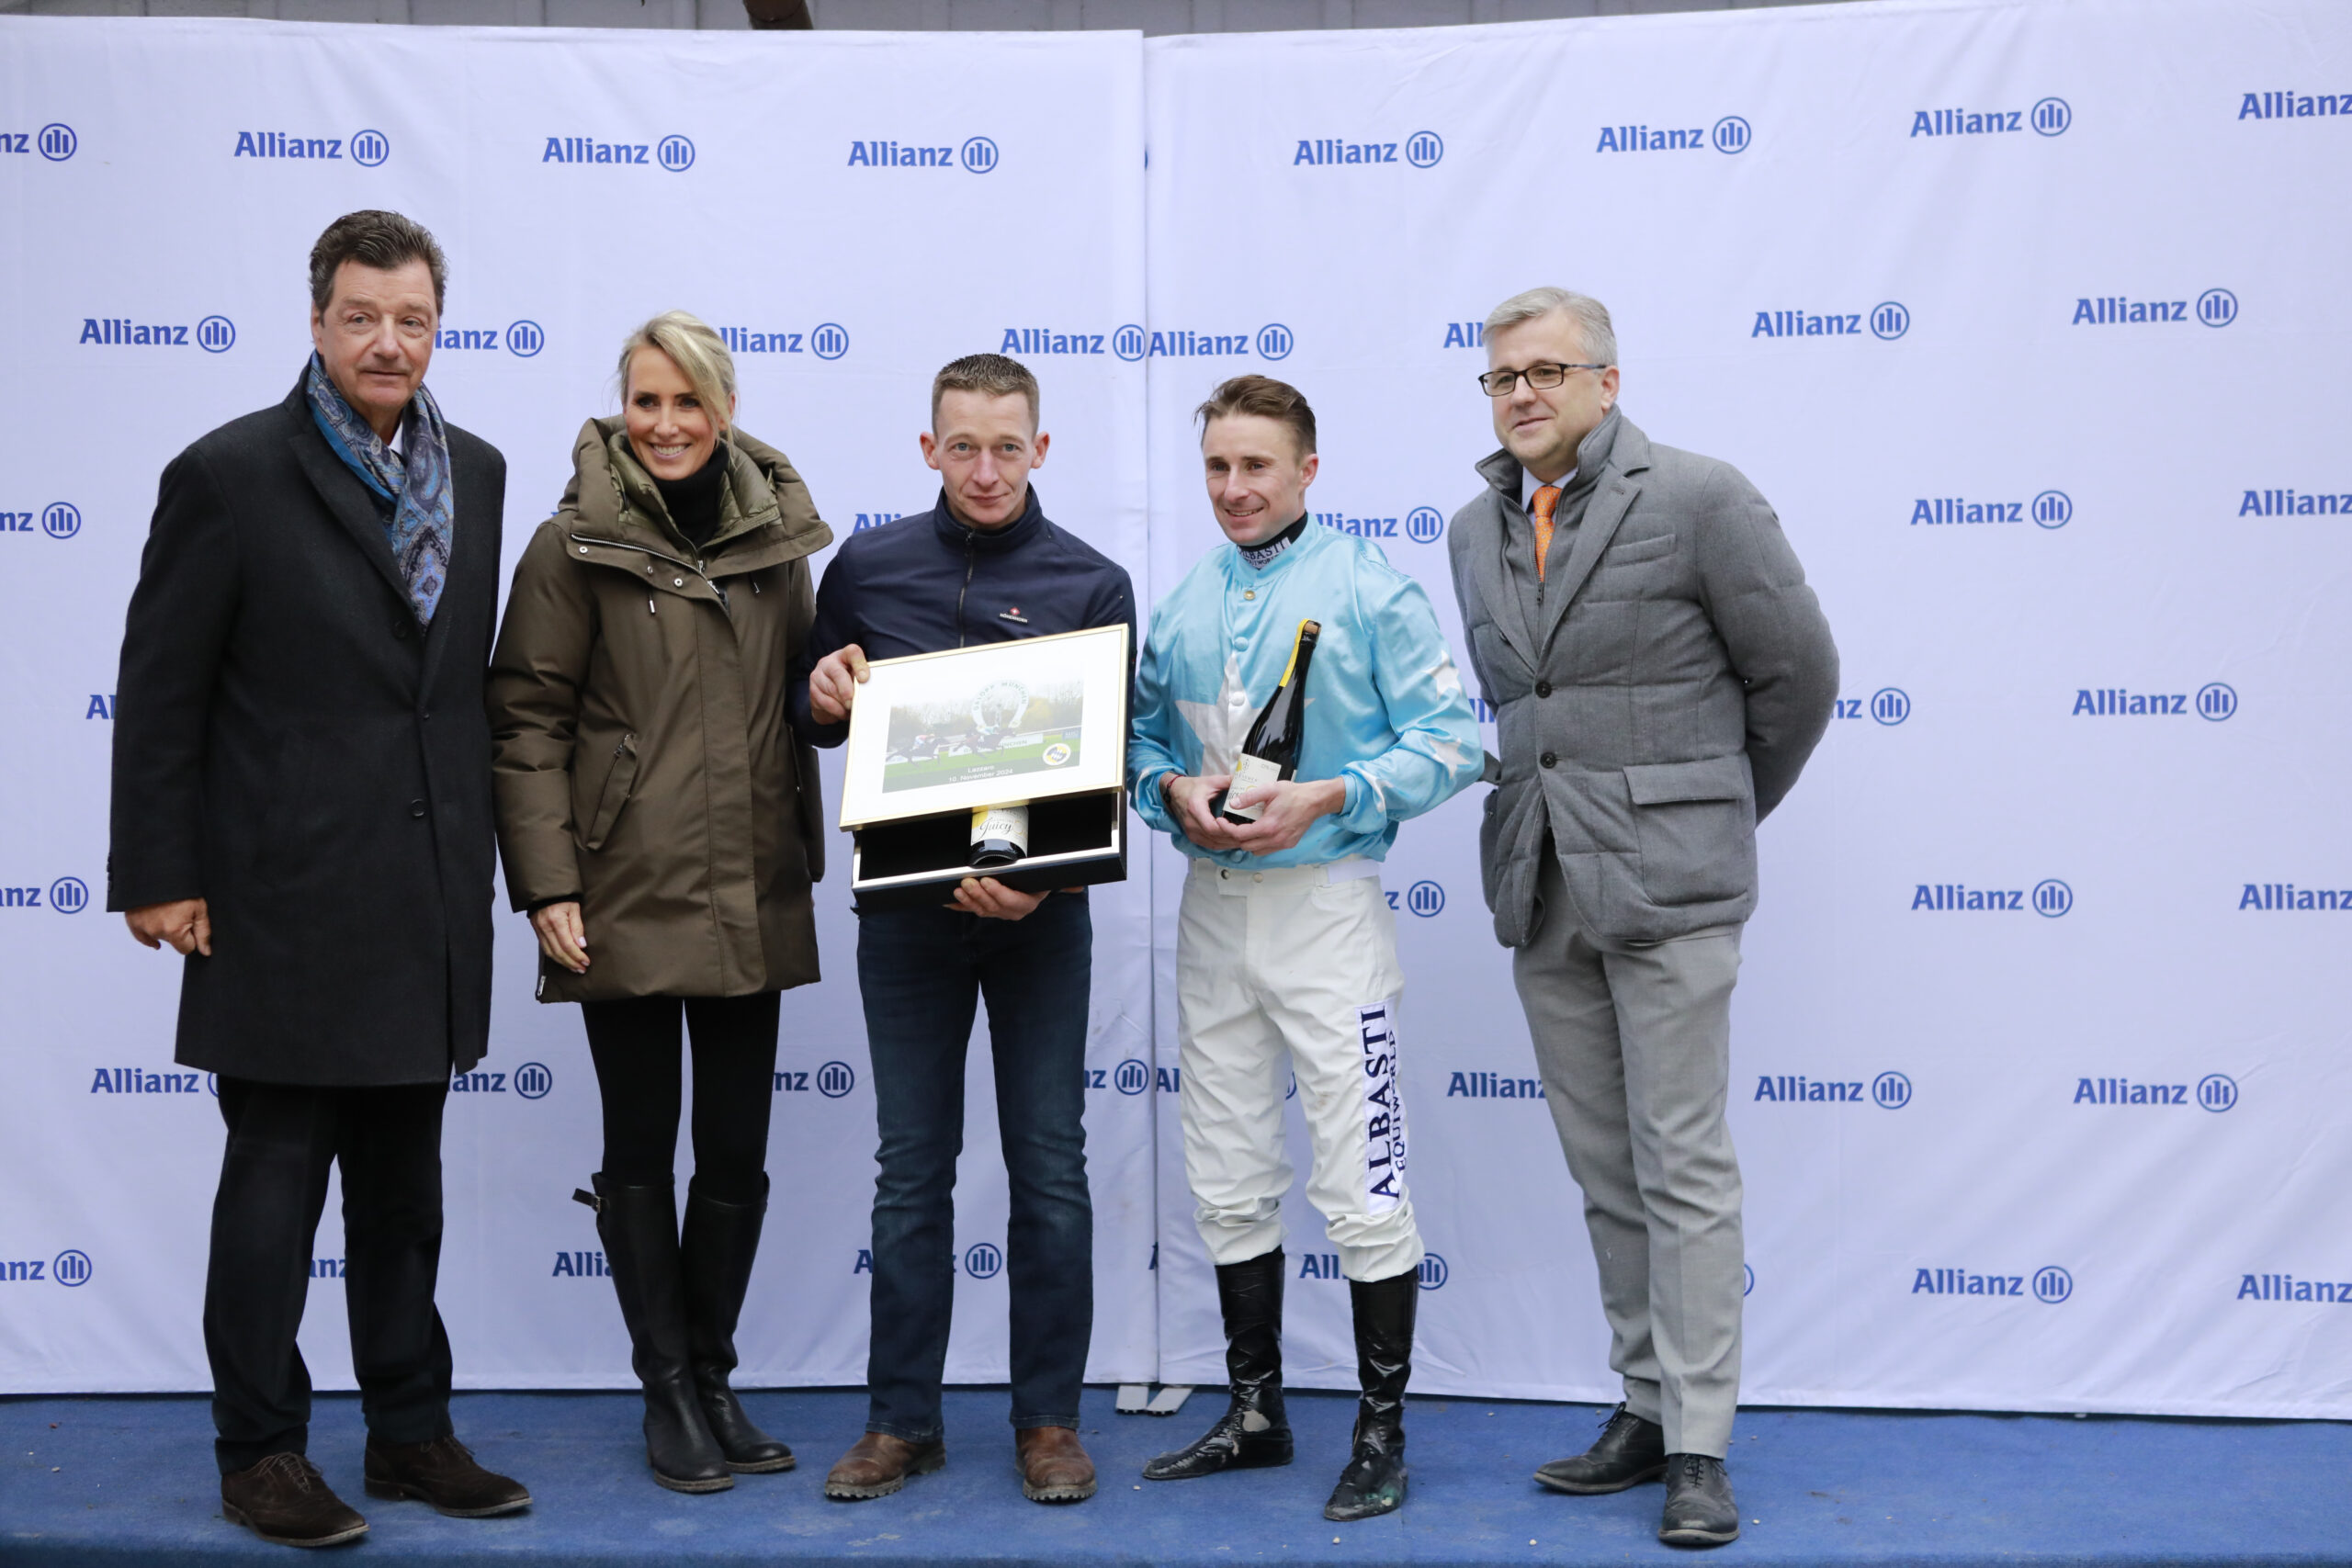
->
[969,803,1030,870]
[1210,619,1321,825]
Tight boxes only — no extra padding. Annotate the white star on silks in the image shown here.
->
[1176,653,1257,777]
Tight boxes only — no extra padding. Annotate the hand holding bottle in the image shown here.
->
[1165,772,1344,856]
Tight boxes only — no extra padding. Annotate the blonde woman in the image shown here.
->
[489,312,831,1493]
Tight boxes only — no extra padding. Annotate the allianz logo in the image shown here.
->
[1914,1264,2072,1303]
[1754,1071,1911,1108]
[2240,487,2347,517]
[451,1063,551,1099]
[2239,90,2347,121]
[2239,1271,2350,1303]
[1595,116,1749,154]
[2073,288,2236,326]
[775,1060,857,1097]
[310,1258,345,1279]
[233,129,390,165]
[80,314,236,351]
[89,1066,205,1095]
[850,512,904,533]
[1109,324,1294,362]
[542,134,695,172]
[2074,1073,2237,1111]
[2071,682,2235,719]
[718,323,849,360]
[1294,131,1442,167]
[436,322,544,357]
[848,137,998,173]
[1910,97,2071,137]
[1833,687,1910,724]
[553,1250,609,1277]
[2240,882,2351,912]
[1912,491,2072,527]
[1001,327,1110,356]
[4,877,90,912]
[1086,1064,1183,1092]
[1753,302,1909,340]
[1912,879,2073,915]
[852,1245,1002,1277]
[1,1250,93,1286]
[4,502,83,539]
[1314,508,1444,544]
[3,123,76,160]
[1446,1069,1544,1100]
[1297,1253,1451,1290]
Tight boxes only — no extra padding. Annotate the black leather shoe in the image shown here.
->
[363,1435,531,1517]
[220,1451,368,1548]
[1322,1270,1416,1522]
[1533,1404,1668,1494]
[582,1177,733,1493]
[1145,1248,1293,1481]
[1658,1453,1739,1547]
[682,1176,795,1473]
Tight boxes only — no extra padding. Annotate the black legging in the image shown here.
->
[581,993,780,1204]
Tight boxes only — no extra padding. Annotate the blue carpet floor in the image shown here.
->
[4,1387,2346,1566]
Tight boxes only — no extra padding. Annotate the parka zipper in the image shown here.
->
[570,533,733,620]
[954,531,976,649]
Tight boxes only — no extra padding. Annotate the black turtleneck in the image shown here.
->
[650,446,729,549]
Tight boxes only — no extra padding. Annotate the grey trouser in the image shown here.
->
[1511,851,1745,1458]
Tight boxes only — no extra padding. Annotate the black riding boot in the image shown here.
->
[582,1175,732,1493]
[681,1176,794,1473]
[1324,1269,1417,1522]
[1143,1248,1293,1480]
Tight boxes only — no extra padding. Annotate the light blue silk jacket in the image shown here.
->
[1128,520,1484,869]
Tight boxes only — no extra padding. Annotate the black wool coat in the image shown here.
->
[108,373,506,1086]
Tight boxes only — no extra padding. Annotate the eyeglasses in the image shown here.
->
[1477,362,1608,397]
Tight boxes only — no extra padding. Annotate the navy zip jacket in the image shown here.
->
[788,487,1136,748]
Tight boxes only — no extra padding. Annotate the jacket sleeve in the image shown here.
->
[107,447,241,911]
[1125,594,1190,836]
[1690,465,1839,821]
[486,525,596,911]
[1328,568,1487,835]
[786,541,854,749]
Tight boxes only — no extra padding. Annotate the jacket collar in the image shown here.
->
[282,371,411,610]
[1470,409,1654,662]
[1219,511,1328,586]
[561,417,825,573]
[928,486,1046,553]
[1476,405,1638,506]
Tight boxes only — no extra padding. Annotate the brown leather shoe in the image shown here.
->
[823,1431,946,1501]
[220,1451,368,1548]
[363,1434,532,1517]
[1015,1425,1098,1504]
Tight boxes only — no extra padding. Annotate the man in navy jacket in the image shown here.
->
[791,354,1133,1507]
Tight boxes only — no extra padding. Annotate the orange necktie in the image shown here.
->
[1531,484,1563,581]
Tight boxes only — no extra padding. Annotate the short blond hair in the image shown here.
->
[616,310,736,428]
[931,353,1039,431]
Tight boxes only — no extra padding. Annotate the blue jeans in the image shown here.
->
[856,890,1094,1439]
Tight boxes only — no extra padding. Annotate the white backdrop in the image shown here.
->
[2,0,2347,1421]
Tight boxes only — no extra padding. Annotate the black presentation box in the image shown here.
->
[848,789,1128,912]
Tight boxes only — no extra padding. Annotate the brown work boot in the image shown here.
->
[220,1451,368,1548]
[364,1434,532,1517]
[1016,1425,1098,1504]
[823,1431,946,1501]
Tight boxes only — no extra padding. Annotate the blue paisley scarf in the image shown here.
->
[305,353,455,625]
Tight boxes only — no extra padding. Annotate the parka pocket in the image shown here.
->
[582,733,639,852]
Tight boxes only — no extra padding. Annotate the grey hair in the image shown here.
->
[1485,287,1617,367]
[616,310,737,428]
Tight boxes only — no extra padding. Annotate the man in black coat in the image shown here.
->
[108,210,528,1548]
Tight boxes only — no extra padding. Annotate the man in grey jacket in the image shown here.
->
[1445,287,1837,1549]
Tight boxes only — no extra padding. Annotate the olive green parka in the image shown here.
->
[489,420,832,1003]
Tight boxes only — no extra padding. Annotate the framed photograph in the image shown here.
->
[838,624,1130,829]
